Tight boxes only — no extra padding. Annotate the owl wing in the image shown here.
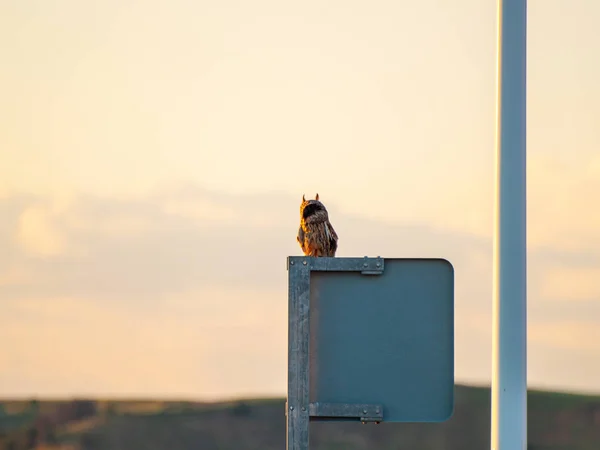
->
[325,220,338,254]
[325,220,338,242]
[297,225,305,244]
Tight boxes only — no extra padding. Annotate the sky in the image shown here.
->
[1,0,599,400]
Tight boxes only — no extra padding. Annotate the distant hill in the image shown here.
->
[1,385,600,450]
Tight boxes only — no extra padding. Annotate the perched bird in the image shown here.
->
[297,193,338,257]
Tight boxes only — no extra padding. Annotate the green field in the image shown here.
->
[1,385,599,450]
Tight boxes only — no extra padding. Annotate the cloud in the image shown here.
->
[0,185,599,397]
[0,289,287,399]
[0,188,492,305]
[1,296,208,396]
[529,152,600,251]
[16,205,66,256]
[529,319,600,353]
[538,267,600,301]
[527,317,600,393]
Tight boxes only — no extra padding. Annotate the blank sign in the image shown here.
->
[308,258,454,422]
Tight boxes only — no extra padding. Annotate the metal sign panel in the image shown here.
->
[308,258,454,422]
[286,256,454,450]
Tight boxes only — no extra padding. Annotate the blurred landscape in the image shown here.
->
[1,385,600,450]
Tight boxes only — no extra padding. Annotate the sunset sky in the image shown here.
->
[1,0,600,399]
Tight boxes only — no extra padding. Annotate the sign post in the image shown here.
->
[492,0,528,449]
[286,256,455,450]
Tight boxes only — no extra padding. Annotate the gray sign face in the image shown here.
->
[306,258,454,423]
[309,258,454,422]
[287,257,455,449]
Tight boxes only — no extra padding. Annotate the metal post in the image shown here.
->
[491,0,527,450]
[286,256,386,450]
[287,260,311,450]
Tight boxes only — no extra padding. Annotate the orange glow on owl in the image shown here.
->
[297,193,338,257]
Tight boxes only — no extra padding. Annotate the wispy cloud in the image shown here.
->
[1,185,600,397]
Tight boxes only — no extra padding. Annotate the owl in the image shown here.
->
[297,193,338,257]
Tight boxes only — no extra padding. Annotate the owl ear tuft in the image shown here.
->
[302,194,306,202]
[315,193,319,201]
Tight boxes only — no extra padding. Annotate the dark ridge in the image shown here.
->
[2,386,600,450]
[302,202,325,220]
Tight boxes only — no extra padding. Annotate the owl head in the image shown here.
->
[300,193,327,220]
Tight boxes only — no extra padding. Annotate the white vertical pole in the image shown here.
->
[491,0,527,449]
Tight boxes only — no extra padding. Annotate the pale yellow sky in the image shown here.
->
[1,0,600,399]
